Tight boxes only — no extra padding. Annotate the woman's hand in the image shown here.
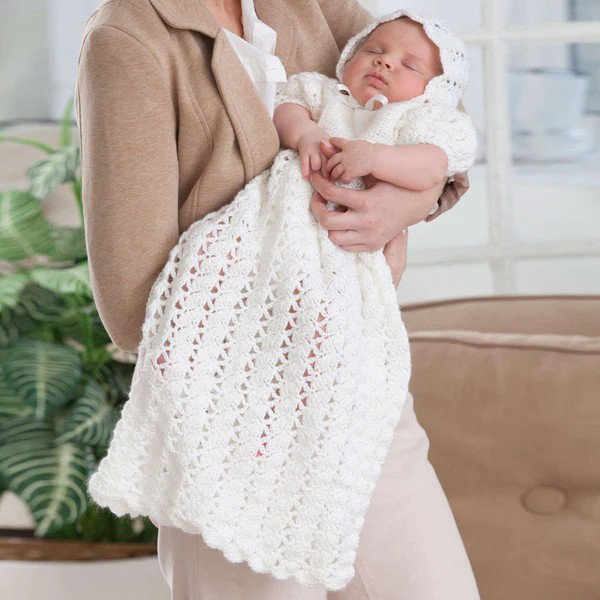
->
[383,228,409,287]
[426,171,470,222]
[309,171,443,252]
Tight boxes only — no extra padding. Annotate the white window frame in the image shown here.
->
[367,0,600,295]
[460,4,600,292]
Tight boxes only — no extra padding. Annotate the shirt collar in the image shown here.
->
[241,0,277,54]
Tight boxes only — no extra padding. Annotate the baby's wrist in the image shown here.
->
[365,142,378,176]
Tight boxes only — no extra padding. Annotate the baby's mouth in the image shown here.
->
[365,71,387,86]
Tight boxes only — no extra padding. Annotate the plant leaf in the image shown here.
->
[0,275,36,346]
[29,262,92,298]
[0,419,89,536]
[3,339,83,420]
[0,305,36,349]
[61,97,75,148]
[0,190,55,260]
[27,145,80,200]
[0,273,30,310]
[0,131,55,154]
[57,380,118,447]
[105,361,135,404]
[60,308,112,350]
[18,282,66,323]
[47,226,87,262]
[0,364,32,423]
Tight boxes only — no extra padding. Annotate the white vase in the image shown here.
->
[509,67,594,162]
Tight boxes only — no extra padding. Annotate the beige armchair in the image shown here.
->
[402,295,600,600]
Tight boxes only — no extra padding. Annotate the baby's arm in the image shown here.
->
[325,104,477,192]
[325,138,447,191]
[273,103,330,180]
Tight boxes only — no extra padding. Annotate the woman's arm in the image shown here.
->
[76,25,179,353]
[310,169,443,253]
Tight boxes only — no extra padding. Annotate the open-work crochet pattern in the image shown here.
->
[88,9,476,590]
[88,146,412,590]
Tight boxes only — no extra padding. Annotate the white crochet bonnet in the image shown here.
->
[335,9,469,108]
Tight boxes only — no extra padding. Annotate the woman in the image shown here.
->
[76,0,480,598]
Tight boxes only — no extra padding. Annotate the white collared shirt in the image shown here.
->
[222,0,288,118]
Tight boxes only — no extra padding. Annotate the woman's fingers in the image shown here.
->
[327,229,363,246]
[310,192,362,230]
[335,243,373,252]
[309,172,366,210]
[425,174,469,222]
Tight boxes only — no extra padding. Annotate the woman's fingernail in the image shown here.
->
[321,139,334,147]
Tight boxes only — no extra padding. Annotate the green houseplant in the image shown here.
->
[0,99,157,547]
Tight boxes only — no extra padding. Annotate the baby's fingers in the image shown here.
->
[331,163,345,181]
[300,152,311,179]
[325,153,342,176]
[310,152,322,174]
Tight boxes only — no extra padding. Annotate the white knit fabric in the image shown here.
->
[88,15,476,592]
[276,73,476,177]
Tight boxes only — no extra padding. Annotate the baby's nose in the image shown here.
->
[375,56,392,69]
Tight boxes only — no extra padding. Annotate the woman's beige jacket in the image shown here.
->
[75,0,374,353]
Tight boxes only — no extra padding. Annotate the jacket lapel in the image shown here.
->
[148,0,294,180]
[148,0,219,38]
[210,29,280,179]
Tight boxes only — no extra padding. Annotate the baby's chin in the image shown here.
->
[350,83,419,105]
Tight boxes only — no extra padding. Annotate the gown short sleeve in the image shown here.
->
[396,104,478,177]
[275,71,340,122]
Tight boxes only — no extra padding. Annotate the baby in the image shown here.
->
[274,10,476,258]
[276,15,452,191]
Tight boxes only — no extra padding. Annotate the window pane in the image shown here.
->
[509,42,600,247]
[371,0,482,32]
[509,43,600,162]
[508,0,600,25]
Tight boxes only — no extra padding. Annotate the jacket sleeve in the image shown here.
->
[75,25,180,354]
[317,0,372,51]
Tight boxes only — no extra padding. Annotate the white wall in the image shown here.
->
[0,0,51,121]
[47,0,101,117]
[0,0,98,121]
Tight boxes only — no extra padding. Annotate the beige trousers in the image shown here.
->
[156,392,481,599]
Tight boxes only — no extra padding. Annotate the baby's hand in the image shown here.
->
[297,131,329,180]
[324,138,375,184]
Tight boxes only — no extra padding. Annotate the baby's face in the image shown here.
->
[342,18,443,105]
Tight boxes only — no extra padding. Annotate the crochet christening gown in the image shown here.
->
[88,9,476,592]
